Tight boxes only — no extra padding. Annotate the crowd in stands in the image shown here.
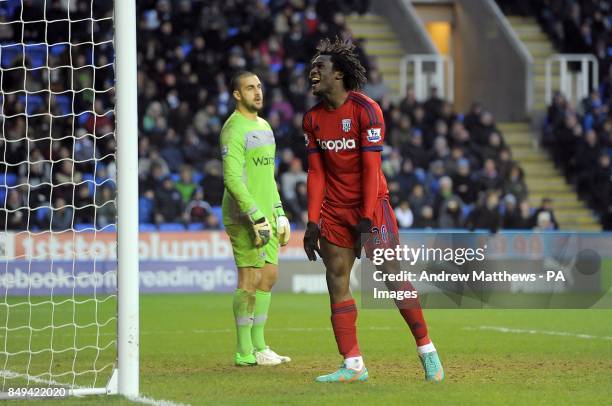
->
[503,0,612,229]
[0,0,557,232]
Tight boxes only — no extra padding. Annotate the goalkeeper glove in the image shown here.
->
[352,217,372,259]
[303,221,322,261]
[277,215,291,246]
[250,215,271,248]
[274,203,290,246]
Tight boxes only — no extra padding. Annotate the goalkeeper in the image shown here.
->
[221,71,291,366]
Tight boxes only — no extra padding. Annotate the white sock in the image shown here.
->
[344,356,364,370]
[417,342,436,355]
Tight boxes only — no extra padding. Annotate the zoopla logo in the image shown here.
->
[317,137,356,152]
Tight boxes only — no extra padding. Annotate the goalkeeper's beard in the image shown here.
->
[243,99,263,113]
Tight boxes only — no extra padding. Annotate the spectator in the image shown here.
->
[471,110,498,145]
[590,153,612,213]
[288,181,308,227]
[477,158,503,193]
[466,191,501,233]
[50,197,73,231]
[503,164,528,202]
[438,197,463,229]
[281,158,307,202]
[201,160,224,206]
[394,200,414,229]
[408,184,430,217]
[1,0,535,232]
[501,194,520,229]
[413,205,435,229]
[399,85,419,118]
[515,200,534,230]
[74,185,95,224]
[96,186,116,228]
[176,165,197,204]
[423,86,444,126]
[534,211,555,231]
[182,188,214,226]
[452,159,478,205]
[154,176,183,224]
[394,159,420,197]
[0,190,27,230]
[531,197,559,230]
[362,69,390,103]
[402,130,429,170]
[432,176,460,218]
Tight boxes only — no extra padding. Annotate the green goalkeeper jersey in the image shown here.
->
[221,110,282,226]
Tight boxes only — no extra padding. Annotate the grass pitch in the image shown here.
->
[3,293,612,405]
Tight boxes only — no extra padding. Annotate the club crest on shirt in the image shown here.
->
[367,128,381,142]
[341,118,352,133]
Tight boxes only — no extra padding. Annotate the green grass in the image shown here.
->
[2,293,612,405]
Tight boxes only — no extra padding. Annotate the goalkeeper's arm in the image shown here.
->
[221,127,270,246]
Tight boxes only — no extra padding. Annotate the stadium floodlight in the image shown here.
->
[0,0,139,398]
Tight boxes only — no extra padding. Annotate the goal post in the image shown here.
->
[0,0,139,398]
[115,0,140,398]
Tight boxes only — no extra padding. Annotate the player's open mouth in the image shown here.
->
[311,78,320,88]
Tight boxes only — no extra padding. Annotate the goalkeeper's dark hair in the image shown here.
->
[313,37,367,91]
[230,70,257,92]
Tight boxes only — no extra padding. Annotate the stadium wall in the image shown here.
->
[1,231,610,297]
[454,0,532,120]
[372,0,438,55]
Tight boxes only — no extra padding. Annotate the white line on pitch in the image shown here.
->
[464,325,612,341]
[0,325,397,339]
[1,370,190,406]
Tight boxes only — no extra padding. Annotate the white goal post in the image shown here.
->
[0,0,139,398]
[115,0,140,398]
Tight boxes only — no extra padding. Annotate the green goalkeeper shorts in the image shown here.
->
[226,222,279,268]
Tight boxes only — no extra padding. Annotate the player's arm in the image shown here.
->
[354,100,385,257]
[221,126,270,246]
[303,112,324,260]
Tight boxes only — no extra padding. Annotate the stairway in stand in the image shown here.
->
[499,122,601,231]
[346,13,403,100]
[506,16,557,111]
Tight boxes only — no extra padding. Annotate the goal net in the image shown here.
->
[0,0,136,395]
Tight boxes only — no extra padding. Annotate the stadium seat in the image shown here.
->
[18,94,44,115]
[187,223,204,231]
[0,173,18,187]
[49,44,67,57]
[170,173,181,183]
[139,223,157,232]
[181,43,192,56]
[55,94,72,115]
[100,224,117,232]
[138,197,154,223]
[159,223,185,231]
[24,44,46,68]
[78,112,91,125]
[193,171,204,185]
[1,44,21,68]
[210,206,223,228]
[82,174,96,196]
[35,206,52,224]
[462,204,474,218]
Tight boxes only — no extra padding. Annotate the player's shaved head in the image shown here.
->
[312,37,367,91]
[230,70,257,92]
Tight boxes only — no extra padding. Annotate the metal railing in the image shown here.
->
[545,54,599,105]
[399,54,454,102]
